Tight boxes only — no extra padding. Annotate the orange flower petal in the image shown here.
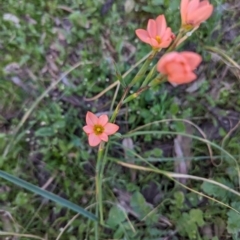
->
[88,133,101,147]
[157,52,180,74]
[160,40,171,48]
[188,5,213,26]
[181,0,213,28]
[157,51,201,85]
[180,0,189,24]
[156,15,167,37]
[181,52,202,70]
[136,15,173,48]
[149,38,160,48]
[147,19,157,38]
[168,72,197,84]
[161,28,171,41]
[98,115,108,126]
[86,111,98,126]
[160,28,173,48]
[83,125,93,134]
[187,0,200,15]
[199,0,210,7]
[135,29,150,44]
[99,133,108,142]
[104,123,119,135]
[165,62,187,75]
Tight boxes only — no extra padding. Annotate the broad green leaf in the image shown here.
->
[227,202,240,234]
[0,170,97,221]
[174,191,184,209]
[107,205,126,228]
[35,127,55,137]
[201,178,234,202]
[190,209,205,227]
[152,0,164,5]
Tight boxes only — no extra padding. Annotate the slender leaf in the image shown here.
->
[0,170,98,221]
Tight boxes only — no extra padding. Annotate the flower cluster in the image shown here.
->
[83,0,214,147]
[136,0,213,85]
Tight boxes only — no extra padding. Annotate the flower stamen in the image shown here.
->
[182,23,194,31]
[94,125,104,135]
[155,35,161,44]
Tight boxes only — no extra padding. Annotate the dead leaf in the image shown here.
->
[4,62,20,74]
[122,138,136,181]
[214,217,226,238]
[174,122,193,185]
[125,0,135,13]
[3,13,20,28]
[186,75,206,93]
[201,225,213,239]
[0,210,19,239]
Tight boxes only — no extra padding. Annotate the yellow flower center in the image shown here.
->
[155,35,161,44]
[93,125,104,135]
[182,24,194,31]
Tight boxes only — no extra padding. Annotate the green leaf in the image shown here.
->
[130,191,153,221]
[0,170,97,222]
[190,209,205,227]
[177,212,198,239]
[227,210,240,234]
[174,191,184,209]
[227,202,240,234]
[107,205,126,228]
[0,133,6,138]
[169,0,180,11]
[170,103,179,115]
[35,127,55,137]
[175,121,185,132]
[152,0,164,5]
[113,62,126,87]
[201,178,234,202]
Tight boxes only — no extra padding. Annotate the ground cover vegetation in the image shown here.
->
[0,0,240,239]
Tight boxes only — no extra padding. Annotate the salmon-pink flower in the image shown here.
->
[157,51,202,85]
[181,0,214,30]
[83,111,119,147]
[135,15,174,49]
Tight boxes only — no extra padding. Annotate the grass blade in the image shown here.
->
[0,170,98,222]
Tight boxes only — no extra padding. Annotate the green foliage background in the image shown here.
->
[1,0,240,239]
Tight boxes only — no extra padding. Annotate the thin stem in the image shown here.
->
[94,220,98,240]
[96,143,104,225]
[110,80,120,113]
[110,87,130,123]
[98,143,110,222]
[122,51,153,79]
[110,50,158,122]
[123,86,149,105]
[149,75,166,87]
[128,50,157,88]
[167,29,184,52]
[93,52,155,225]
[95,50,158,227]
[85,51,153,102]
[141,63,157,87]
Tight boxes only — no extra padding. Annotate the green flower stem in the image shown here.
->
[128,50,157,88]
[167,30,184,52]
[110,86,130,123]
[96,143,104,226]
[123,86,149,105]
[149,74,166,87]
[110,50,158,123]
[95,50,158,227]
[141,63,157,87]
